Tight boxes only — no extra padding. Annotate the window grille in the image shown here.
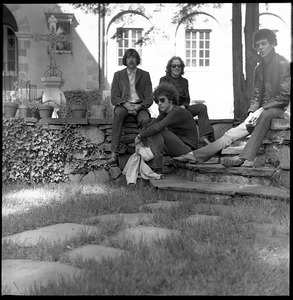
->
[116,28,143,66]
[185,29,211,68]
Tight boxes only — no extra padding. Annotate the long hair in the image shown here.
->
[252,29,278,49]
[122,48,141,66]
[153,82,179,105]
[165,56,185,76]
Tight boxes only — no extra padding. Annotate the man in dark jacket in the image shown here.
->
[174,29,290,167]
[135,82,199,173]
[160,56,215,144]
[107,48,153,166]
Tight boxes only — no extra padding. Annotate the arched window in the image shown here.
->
[2,25,18,96]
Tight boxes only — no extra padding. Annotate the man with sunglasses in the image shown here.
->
[160,56,215,145]
[107,48,153,166]
[174,29,290,167]
[134,82,199,173]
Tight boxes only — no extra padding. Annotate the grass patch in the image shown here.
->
[2,181,289,295]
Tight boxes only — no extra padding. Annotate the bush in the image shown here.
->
[63,89,103,109]
[2,118,105,184]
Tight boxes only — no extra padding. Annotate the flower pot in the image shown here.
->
[38,104,54,118]
[18,105,29,118]
[89,104,105,119]
[71,105,87,118]
[4,102,19,118]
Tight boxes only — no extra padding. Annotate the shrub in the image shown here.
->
[2,118,105,184]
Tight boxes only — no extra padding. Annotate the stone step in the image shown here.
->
[149,174,289,202]
[174,162,286,188]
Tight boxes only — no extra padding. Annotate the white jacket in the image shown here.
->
[122,143,163,185]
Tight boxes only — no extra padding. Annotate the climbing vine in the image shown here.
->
[2,118,105,184]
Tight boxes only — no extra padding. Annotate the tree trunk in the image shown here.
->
[232,3,245,121]
[244,3,259,112]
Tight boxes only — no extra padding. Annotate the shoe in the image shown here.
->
[242,160,254,167]
[107,153,118,166]
[153,168,163,174]
[173,152,198,163]
[220,156,244,167]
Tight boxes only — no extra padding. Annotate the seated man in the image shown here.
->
[135,82,199,173]
[107,48,153,166]
[174,28,290,167]
[159,56,215,144]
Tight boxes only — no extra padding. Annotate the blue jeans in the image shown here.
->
[111,106,151,154]
[193,108,284,162]
[145,129,193,169]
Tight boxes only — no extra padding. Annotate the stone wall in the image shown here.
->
[22,116,290,186]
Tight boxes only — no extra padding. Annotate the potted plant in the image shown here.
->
[71,101,87,118]
[3,92,19,118]
[18,97,29,118]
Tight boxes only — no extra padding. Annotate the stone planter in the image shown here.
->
[4,102,19,118]
[18,105,29,118]
[38,104,54,118]
[71,105,87,118]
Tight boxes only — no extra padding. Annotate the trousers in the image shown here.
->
[187,103,215,140]
[111,106,151,153]
[193,108,284,163]
[145,128,193,169]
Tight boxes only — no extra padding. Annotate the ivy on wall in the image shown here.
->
[2,119,105,185]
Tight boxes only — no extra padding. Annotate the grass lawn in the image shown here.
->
[2,181,289,295]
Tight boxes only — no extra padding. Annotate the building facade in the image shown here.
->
[3,3,291,118]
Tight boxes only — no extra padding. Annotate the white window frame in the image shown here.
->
[2,25,18,99]
[116,27,143,66]
[185,29,211,69]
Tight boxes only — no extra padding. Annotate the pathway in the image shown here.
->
[2,201,289,295]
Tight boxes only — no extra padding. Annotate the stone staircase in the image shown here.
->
[149,118,290,202]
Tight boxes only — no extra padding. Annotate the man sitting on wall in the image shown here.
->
[107,48,153,166]
[174,28,290,167]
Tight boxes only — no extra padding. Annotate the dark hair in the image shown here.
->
[252,29,278,49]
[165,56,185,76]
[122,48,141,66]
[153,82,179,105]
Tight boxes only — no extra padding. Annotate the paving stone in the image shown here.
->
[60,245,127,263]
[184,214,220,224]
[2,259,82,295]
[116,225,179,245]
[141,200,181,211]
[2,223,101,247]
[85,213,153,226]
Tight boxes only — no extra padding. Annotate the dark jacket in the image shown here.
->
[159,75,191,108]
[111,68,153,109]
[248,50,290,114]
[140,106,198,150]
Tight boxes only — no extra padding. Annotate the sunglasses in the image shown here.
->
[171,64,182,68]
[154,97,166,104]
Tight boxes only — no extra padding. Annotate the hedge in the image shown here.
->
[2,118,105,185]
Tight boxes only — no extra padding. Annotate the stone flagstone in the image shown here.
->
[2,259,82,295]
[60,245,127,263]
[116,225,179,245]
[85,213,154,226]
[2,223,101,247]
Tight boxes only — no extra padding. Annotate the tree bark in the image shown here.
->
[232,3,245,121]
[244,3,259,108]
